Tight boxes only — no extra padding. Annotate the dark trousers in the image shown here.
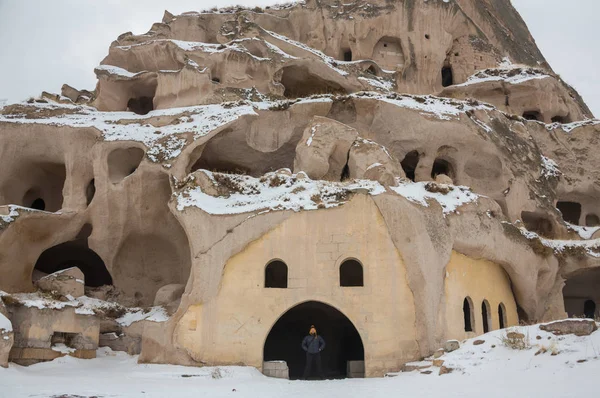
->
[303,352,324,379]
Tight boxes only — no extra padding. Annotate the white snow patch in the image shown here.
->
[1,320,598,397]
[540,155,561,179]
[566,223,600,240]
[390,180,479,216]
[458,67,550,87]
[517,226,600,258]
[95,64,144,78]
[51,343,76,354]
[116,306,170,327]
[0,103,257,162]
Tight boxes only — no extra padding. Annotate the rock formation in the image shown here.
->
[0,0,598,378]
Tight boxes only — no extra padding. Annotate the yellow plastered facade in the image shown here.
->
[444,251,519,340]
[176,196,419,377]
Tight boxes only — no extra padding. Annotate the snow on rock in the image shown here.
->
[0,102,257,162]
[540,155,561,179]
[566,223,600,240]
[458,67,550,87]
[176,171,386,215]
[390,180,479,216]
[353,92,493,121]
[0,205,20,224]
[95,64,144,78]
[0,313,11,332]
[517,227,600,258]
[548,118,600,133]
[0,291,169,326]
[51,343,76,354]
[116,306,169,327]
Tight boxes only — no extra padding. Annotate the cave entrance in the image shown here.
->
[557,201,581,225]
[34,241,112,287]
[280,66,347,98]
[342,49,352,62]
[563,268,600,319]
[401,150,419,182]
[431,158,454,180]
[263,301,364,379]
[441,66,453,87]
[523,111,542,122]
[586,214,600,227]
[521,211,555,238]
[127,96,154,115]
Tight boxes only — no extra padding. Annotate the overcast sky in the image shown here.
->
[0,0,597,116]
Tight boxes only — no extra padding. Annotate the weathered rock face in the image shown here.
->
[540,320,598,336]
[0,0,598,377]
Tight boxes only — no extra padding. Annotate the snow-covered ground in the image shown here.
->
[1,321,598,397]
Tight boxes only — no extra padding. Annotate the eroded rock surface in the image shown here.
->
[0,0,598,377]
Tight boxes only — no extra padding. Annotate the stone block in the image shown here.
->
[444,340,460,352]
[540,319,598,336]
[346,360,365,378]
[36,267,85,298]
[263,361,289,379]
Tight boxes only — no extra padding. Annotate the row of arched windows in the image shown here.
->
[463,297,507,333]
[264,259,364,288]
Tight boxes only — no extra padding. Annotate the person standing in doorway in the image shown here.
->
[302,325,326,379]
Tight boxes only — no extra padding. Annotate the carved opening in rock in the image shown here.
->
[556,201,581,225]
[190,127,292,176]
[342,49,352,62]
[441,67,453,87]
[586,214,600,227]
[30,198,46,211]
[366,65,377,76]
[425,34,430,40]
[481,299,491,333]
[34,241,112,287]
[340,259,363,287]
[86,179,95,206]
[498,303,507,329]
[340,163,350,182]
[51,332,80,350]
[113,233,190,306]
[463,297,474,332]
[431,158,454,180]
[551,115,571,124]
[372,36,404,70]
[265,260,288,288]
[521,211,555,238]
[212,77,221,84]
[127,96,154,115]
[563,268,600,319]
[523,111,542,121]
[263,301,364,379]
[401,151,419,182]
[280,66,347,98]
[16,162,67,212]
[584,300,596,319]
[107,147,144,183]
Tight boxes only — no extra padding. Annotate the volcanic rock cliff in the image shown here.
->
[0,0,598,377]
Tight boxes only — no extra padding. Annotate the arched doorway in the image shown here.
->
[34,241,112,287]
[263,301,364,379]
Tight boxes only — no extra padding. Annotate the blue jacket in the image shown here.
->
[302,335,326,354]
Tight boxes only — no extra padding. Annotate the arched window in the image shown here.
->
[463,297,474,332]
[265,260,288,288]
[482,300,492,333]
[498,303,507,329]
[340,259,363,287]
